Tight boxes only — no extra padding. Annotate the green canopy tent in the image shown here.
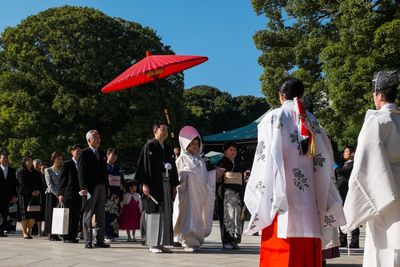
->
[203,111,268,168]
[204,151,224,165]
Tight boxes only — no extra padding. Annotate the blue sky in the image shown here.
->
[0,1,266,97]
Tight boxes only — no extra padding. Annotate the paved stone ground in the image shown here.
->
[0,221,364,267]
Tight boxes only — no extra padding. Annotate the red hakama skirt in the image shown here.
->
[260,216,322,267]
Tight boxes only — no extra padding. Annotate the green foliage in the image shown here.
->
[183,85,269,136]
[0,6,184,168]
[252,0,400,147]
[320,1,400,146]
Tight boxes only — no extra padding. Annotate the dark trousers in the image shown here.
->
[63,197,82,240]
[140,210,146,244]
[44,193,58,234]
[0,203,9,231]
[340,227,360,243]
[82,184,106,244]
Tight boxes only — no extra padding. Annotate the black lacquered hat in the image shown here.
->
[372,70,400,92]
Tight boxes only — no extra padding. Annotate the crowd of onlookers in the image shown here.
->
[0,132,356,267]
[0,145,142,243]
[0,140,358,249]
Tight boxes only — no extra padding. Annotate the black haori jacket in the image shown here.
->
[135,138,178,213]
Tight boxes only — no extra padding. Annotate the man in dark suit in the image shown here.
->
[0,152,17,237]
[59,144,82,243]
[78,130,110,248]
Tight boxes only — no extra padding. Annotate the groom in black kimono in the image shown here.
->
[135,121,179,253]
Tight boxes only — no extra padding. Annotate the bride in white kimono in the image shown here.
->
[173,126,216,252]
[342,70,400,267]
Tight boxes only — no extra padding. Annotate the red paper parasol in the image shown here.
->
[101,51,208,142]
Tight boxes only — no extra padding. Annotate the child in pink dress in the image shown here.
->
[119,180,142,242]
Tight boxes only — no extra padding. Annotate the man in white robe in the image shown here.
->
[244,77,345,266]
[173,126,216,252]
[342,70,400,267]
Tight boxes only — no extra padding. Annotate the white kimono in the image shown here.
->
[342,103,400,267]
[173,127,216,247]
[244,100,345,240]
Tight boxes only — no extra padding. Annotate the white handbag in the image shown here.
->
[51,202,69,235]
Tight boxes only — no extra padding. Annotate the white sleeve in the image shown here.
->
[343,114,398,232]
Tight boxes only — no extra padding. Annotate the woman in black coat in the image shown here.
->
[17,156,42,239]
[335,146,354,201]
[335,146,360,248]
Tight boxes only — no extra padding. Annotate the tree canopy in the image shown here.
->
[184,85,269,136]
[0,6,267,168]
[0,6,184,168]
[252,0,400,147]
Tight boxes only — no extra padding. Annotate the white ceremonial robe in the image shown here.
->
[322,227,340,251]
[173,153,216,247]
[244,100,345,239]
[342,104,400,267]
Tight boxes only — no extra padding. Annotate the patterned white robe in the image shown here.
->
[244,100,345,240]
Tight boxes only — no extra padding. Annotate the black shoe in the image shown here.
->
[48,235,61,241]
[24,235,33,239]
[0,232,7,237]
[64,239,79,243]
[231,243,240,249]
[322,260,326,266]
[94,242,110,248]
[85,242,93,248]
[172,241,182,247]
[31,224,39,235]
[349,241,359,248]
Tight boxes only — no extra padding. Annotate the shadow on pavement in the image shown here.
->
[327,264,361,267]
[190,247,260,255]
